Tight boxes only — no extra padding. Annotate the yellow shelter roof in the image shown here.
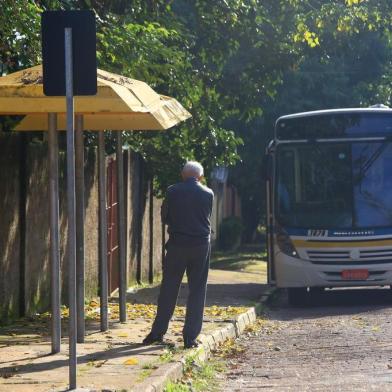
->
[0,65,191,131]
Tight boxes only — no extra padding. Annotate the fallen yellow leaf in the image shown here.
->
[123,358,138,365]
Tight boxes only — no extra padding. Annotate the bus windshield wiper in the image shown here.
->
[354,140,389,185]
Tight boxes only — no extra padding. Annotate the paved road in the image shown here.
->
[221,288,392,391]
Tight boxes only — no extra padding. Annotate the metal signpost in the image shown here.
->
[64,27,77,388]
[42,10,97,390]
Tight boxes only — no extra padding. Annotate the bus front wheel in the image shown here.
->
[287,287,309,307]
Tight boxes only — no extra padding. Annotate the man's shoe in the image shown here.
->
[184,339,199,349]
[142,333,163,345]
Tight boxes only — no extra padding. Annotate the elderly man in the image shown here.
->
[143,161,214,348]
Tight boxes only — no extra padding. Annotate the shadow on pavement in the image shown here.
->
[126,282,266,308]
[0,343,157,375]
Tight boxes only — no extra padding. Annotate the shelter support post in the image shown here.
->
[65,27,77,390]
[48,112,61,354]
[116,132,127,322]
[149,179,154,284]
[98,131,109,331]
[75,114,85,343]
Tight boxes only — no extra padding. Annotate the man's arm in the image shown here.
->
[208,191,214,218]
[208,191,214,234]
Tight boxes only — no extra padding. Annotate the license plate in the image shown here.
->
[341,269,369,280]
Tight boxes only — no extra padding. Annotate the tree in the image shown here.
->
[230,0,392,239]
[3,0,392,236]
[0,0,42,74]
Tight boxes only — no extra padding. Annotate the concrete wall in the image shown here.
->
[82,148,100,299]
[139,183,163,283]
[23,143,101,314]
[151,196,164,279]
[125,153,164,285]
[126,151,142,284]
[210,180,242,245]
[0,134,164,323]
[0,135,21,321]
[24,142,51,315]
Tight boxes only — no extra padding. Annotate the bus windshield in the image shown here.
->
[276,141,392,228]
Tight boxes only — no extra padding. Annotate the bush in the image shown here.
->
[218,216,243,251]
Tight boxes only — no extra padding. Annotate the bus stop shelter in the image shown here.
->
[0,65,190,355]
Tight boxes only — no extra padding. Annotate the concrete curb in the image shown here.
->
[136,286,274,392]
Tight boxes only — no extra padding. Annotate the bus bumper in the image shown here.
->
[274,254,392,288]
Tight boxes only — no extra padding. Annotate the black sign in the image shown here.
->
[42,10,97,96]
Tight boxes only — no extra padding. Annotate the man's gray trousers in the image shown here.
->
[150,242,210,342]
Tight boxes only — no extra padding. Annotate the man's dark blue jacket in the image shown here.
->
[162,177,214,247]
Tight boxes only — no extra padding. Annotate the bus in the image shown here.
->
[265,107,392,305]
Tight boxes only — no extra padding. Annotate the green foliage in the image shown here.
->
[229,0,392,239]
[0,0,42,73]
[164,382,189,392]
[164,356,224,392]
[219,216,243,251]
[3,0,392,230]
[0,0,250,194]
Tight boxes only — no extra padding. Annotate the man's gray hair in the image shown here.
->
[183,161,204,177]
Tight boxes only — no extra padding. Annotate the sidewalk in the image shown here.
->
[0,251,268,392]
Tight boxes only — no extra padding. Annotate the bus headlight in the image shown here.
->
[276,226,299,258]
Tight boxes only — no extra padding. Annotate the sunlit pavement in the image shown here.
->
[0,260,267,391]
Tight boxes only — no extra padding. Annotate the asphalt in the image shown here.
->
[221,287,392,391]
[0,262,268,392]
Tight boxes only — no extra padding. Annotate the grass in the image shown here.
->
[164,355,225,392]
[159,346,181,363]
[137,368,154,382]
[142,362,159,370]
[164,382,190,392]
[164,319,269,391]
